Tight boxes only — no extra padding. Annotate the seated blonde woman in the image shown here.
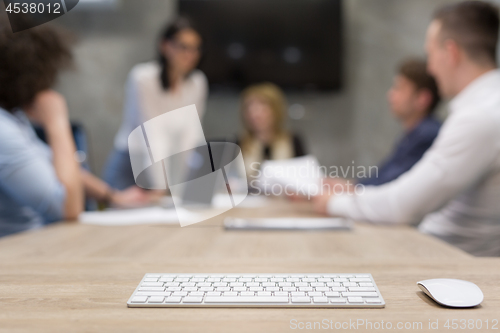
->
[238,83,306,179]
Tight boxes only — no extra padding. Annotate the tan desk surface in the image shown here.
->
[0,200,499,332]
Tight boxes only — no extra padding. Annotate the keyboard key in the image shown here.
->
[233,287,247,292]
[359,283,374,287]
[298,287,313,292]
[308,292,323,297]
[249,287,263,292]
[175,278,190,282]
[172,291,188,297]
[265,287,279,292]
[189,292,204,297]
[223,292,238,297]
[342,292,379,297]
[164,297,182,303]
[347,297,364,304]
[148,296,165,303]
[191,278,205,282]
[274,292,289,297]
[325,292,340,297]
[240,292,255,296]
[330,298,347,304]
[131,296,148,303]
[291,297,311,303]
[183,297,203,303]
[348,287,376,292]
[199,287,214,292]
[282,287,296,292]
[365,298,382,304]
[313,297,329,303]
[139,287,164,291]
[291,292,305,297]
[315,287,329,292]
[350,278,372,282]
[204,297,289,303]
[206,291,220,296]
[207,278,220,282]
[258,292,271,296]
[135,292,171,297]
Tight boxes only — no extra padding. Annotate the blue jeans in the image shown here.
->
[103,149,137,190]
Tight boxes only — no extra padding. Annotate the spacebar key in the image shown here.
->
[204,297,289,303]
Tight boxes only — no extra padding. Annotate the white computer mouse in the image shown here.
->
[417,278,484,308]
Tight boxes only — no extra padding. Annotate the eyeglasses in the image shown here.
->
[172,41,202,55]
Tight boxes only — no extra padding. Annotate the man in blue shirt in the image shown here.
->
[358,58,441,186]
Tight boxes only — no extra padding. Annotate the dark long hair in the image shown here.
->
[158,17,201,90]
[0,17,73,111]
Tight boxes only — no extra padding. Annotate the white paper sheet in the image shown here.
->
[78,207,179,226]
[259,155,323,195]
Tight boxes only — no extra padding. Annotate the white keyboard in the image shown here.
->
[127,273,385,308]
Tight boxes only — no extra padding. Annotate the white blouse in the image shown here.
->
[114,61,208,151]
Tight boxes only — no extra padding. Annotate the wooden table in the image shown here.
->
[0,199,499,332]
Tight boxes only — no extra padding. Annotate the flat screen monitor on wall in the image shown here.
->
[179,0,343,91]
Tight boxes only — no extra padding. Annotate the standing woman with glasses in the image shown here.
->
[104,17,207,190]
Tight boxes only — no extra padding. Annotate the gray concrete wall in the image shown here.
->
[54,0,500,176]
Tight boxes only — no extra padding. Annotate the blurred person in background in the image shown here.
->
[0,20,82,237]
[314,1,500,256]
[237,83,306,179]
[328,58,441,190]
[104,17,208,191]
[0,20,151,238]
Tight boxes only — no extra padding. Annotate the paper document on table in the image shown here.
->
[259,155,323,195]
[223,217,353,231]
[78,207,179,226]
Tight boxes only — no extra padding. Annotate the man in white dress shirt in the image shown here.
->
[314,1,500,256]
